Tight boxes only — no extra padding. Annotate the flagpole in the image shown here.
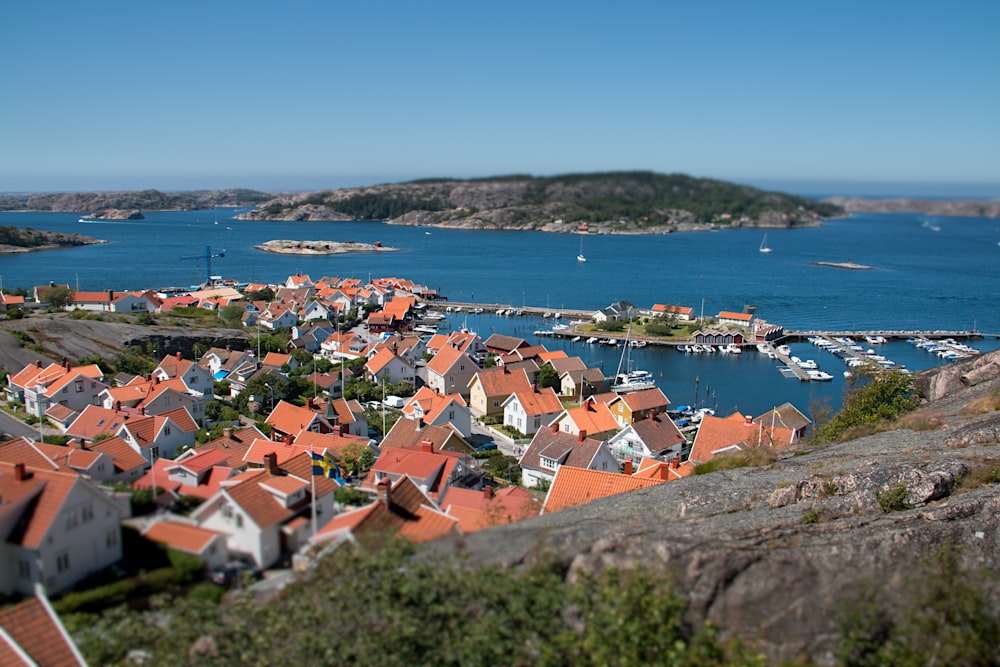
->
[310,443,318,538]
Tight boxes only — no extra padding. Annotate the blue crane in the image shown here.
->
[180,246,225,288]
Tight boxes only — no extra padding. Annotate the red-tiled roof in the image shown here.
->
[440,486,540,532]
[0,463,80,549]
[0,595,86,666]
[87,436,147,473]
[315,475,458,545]
[471,367,533,397]
[542,466,663,514]
[265,400,325,436]
[688,411,797,464]
[143,519,224,554]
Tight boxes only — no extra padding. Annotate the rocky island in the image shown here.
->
[254,239,400,255]
[0,225,106,254]
[237,172,842,233]
[80,208,145,220]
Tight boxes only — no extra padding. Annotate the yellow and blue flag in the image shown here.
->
[311,450,339,479]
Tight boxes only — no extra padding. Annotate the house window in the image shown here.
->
[64,509,78,530]
[150,446,159,462]
[563,424,570,432]
[56,552,71,573]
[106,529,119,548]
[459,364,465,371]
[164,425,171,435]
[222,504,233,519]
[492,400,500,408]
[235,515,243,528]
[17,559,31,579]
[191,375,198,384]
[75,379,84,392]
[81,503,94,523]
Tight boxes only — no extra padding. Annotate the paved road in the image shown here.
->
[0,406,45,440]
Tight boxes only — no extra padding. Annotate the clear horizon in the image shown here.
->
[2,2,998,196]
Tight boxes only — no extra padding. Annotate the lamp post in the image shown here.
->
[264,382,275,413]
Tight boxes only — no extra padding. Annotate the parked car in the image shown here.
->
[210,560,259,588]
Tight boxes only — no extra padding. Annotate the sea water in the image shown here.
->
[1,209,997,417]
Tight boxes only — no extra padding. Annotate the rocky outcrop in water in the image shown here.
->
[824,196,1000,218]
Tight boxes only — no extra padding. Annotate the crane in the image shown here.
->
[180,246,225,288]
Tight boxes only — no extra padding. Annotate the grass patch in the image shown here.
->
[896,413,944,431]
[960,388,1000,416]
[693,446,778,475]
[955,461,1000,493]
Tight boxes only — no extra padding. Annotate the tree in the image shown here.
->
[220,304,244,324]
[45,285,73,309]
[535,362,560,389]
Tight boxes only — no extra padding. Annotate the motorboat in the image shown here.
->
[806,370,834,381]
[586,337,598,344]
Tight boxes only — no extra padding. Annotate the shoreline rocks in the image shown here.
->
[253,239,400,255]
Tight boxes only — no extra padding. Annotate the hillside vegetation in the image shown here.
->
[0,225,104,252]
[240,171,843,231]
[0,188,274,213]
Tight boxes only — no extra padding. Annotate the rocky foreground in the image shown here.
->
[425,349,1000,664]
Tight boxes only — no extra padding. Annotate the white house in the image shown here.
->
[501,386,563,436]
[0,462,126,596]
[190,452,339,569]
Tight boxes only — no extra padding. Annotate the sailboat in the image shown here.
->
[577,235,586,262]
[610,324,656,393]
[759,234,773,253]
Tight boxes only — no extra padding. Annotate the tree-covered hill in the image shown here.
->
[240,171,843,231]
[0,188,275,213]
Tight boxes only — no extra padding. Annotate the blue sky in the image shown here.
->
[2,1,998,196]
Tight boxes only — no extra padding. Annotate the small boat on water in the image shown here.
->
[776,345,791,356]
[571,336,581,342]
[759,234,773,253]
[807,370,834,382]
[586,337,598,344]
[577,235,586,262]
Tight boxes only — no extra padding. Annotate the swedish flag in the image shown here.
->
[311,450,338,479]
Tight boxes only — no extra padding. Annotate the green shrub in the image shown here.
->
[875,484,910,513]
[186,582,225,604]
[53,578,137,615]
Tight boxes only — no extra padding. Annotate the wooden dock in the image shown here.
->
[771,346,810,381]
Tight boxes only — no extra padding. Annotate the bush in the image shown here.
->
[875,484,910,513]
[53,578,137,615]
[187,582,225,604]
[816,370,917,443]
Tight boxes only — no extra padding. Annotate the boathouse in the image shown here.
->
[691,328,745,346]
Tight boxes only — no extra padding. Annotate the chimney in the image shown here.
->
[108,289,114,301]
[115,400,121,411]
[648,409,656,421]
[14,463,27,482]
[176,351,182,361]
[339,423,348,435]
[35,359,42,368]
[283,433,292,445]
[744,414,753,426]
[578,430,587,443]
[223,427,233,440]
[264,452,279,475]
[483,485,494,500]
[421,439,433,454]
[672,454,681,469]
[551,423,559,435]
[659,464,669,481]
[306,397,315,410]
[376,477,392,507]
[623,458,633,475]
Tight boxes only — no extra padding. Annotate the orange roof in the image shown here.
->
[266,400,326,436]
[0,437,60,470]
[243,438,313,466]
[262,352,292,367]
[506,386,563,417]
[0,462,81,549]
[315,475,458,545]
[0,595,86,666]
[380,418,470,454]
[366,347,404,375]
[402,386,467,422]
[87,436,147,473]
[717,311,753,321]
[537,350,568,363]
[542,466,663,514]
[652,304,693,315]
[426,343,469,376]
[471,366,533,397]
[259,474,309,496]
[143,519,224,554]
[614,387,670,412]
[688,411,797,463]
[441,486,541,532]
[559,401,619,436]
